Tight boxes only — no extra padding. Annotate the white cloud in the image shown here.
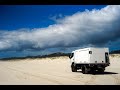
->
[0,5,120,52]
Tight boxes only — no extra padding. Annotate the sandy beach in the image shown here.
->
[0,55,120,85]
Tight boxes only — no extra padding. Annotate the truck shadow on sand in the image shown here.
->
[91,71,118,75]
[76,71,118,75]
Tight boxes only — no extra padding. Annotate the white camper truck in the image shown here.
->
[69,47,110,74]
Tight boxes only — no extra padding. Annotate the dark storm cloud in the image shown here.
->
[0,5,120,51]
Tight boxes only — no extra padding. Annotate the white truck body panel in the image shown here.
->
[70,47,109,64]
[74,48,90,63]
[90,48,109,63]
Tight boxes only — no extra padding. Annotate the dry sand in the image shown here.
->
[0,55,120,85]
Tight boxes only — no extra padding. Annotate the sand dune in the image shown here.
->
[0,55,120,85]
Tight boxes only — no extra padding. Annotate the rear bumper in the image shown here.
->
[76,63,110,68]
[88,63,110,67]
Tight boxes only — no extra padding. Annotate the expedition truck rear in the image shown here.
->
[69,47,110,74]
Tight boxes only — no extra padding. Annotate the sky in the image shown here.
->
[0,5,120,58]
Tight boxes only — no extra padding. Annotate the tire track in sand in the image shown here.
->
[5,65,87,85]
[2,63,87,84]
[84,75,97,85]
[5,66,63,85]
[110,74,120,85]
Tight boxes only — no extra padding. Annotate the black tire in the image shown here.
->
[82,66,88,74]
[90,68,96,74]
[98,68,105,73]
[71,63,77,72]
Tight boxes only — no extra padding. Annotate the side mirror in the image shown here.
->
[69,54,71,59]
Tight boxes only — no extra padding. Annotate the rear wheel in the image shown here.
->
[90,67,96,74]
[82,66,88,74]
[71,63,77,72]
[98,68,105,73]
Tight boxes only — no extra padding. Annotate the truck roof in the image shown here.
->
[72,47,109,53]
